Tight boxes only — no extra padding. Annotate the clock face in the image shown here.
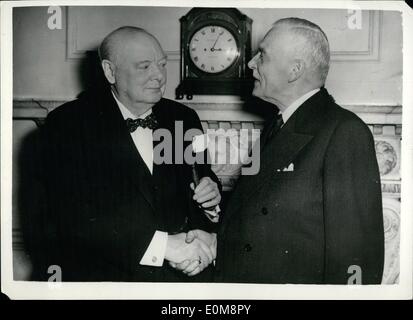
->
[189,25,239,74]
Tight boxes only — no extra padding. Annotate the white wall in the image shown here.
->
[13,6,402,105]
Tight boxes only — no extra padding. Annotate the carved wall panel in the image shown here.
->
[381,198,400,284]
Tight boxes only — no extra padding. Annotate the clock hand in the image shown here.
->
[210,34,222,51]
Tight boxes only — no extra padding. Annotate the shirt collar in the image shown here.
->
[111,90,152,120]
[281,88,320,123]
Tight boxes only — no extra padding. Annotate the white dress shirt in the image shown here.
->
[281,88,320,124]
[112,92,167,267]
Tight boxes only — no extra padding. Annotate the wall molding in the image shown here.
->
[66,8,380,62]
[13,98,402,124]
[331,10,381,61]
[66,7,180,61]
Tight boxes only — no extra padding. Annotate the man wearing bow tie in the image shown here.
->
[210,18,383,284]
[26,27,221,281]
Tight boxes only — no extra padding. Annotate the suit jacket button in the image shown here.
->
[261,207,268,215]
[244,244,252,252]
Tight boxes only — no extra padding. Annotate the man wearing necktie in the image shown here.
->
[26,27,221,281]
[185,18,384,283]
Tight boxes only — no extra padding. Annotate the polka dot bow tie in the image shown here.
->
[125,113,158,132]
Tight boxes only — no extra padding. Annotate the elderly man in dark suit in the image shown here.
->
[179,17,384,284]
[24,26,220,282]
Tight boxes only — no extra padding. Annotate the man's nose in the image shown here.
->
[248,53,259,70]
[150,64,165,81]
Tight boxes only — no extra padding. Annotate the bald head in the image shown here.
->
[99,26,167,114]
[98,26,161,65]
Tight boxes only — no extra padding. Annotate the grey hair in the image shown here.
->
[273,17,330,84]
[98,26,148,63]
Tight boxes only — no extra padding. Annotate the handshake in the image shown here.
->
[165,230,217,276]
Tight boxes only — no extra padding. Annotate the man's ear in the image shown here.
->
[101,59,116,84]
[288,59,305,83]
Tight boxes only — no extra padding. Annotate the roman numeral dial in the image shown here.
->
[189,25,239,74]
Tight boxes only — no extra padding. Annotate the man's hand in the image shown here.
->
[165,233,213,272]
[170,230,217,276]
[186,230,217,258]
[191,177,221,209]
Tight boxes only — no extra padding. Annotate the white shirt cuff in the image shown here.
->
[139,231,168,267]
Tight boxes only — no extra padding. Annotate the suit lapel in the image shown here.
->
[151,99,174,181]
[97,88,155,210]
[225,118,313,218]
[223,88,334,223]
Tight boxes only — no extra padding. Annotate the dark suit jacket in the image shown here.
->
[25,86,219,282]
[215,88,384,284]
